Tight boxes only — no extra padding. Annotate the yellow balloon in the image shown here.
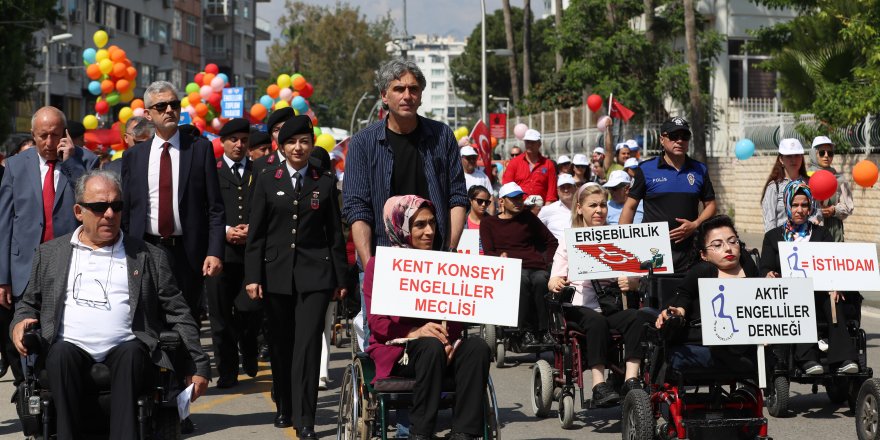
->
[293,108,299,116]
[276,74,292,89]
[181,97,190,108]
[98,59,113,75]
[118,107,133,123]
[274,100,290,109]
[120,90,134,103]
[95,49,109,62]
[83,115,99,130]
[315,133,335,152]
[93,30,109,48]
[112,150,124,160]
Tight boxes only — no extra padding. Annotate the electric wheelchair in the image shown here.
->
[15,328,185,440]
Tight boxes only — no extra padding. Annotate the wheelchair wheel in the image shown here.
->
[766,375,790,417]
[530,360,554,418]
[154,406,181,440]
[482,325,506,368]
[484,375,501,440]
[826,377,850,404]
[857,378,880,440]
[622,389,654,440]
[557,393,575,429]
[336,364,367,440]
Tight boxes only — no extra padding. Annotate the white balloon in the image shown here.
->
[597,116,612,131]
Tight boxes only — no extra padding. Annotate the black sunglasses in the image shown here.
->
[664,131,691,142]
[150,100,181,112]
[510,153,520,158]
[79,201,124,213]
[471,198,491,207]
[817,150,834,157]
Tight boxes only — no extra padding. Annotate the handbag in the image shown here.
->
[591,280,626,317]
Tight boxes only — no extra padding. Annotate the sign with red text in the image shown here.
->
[456,229,481,255]
[490,113,507,139]
[371,247,521,326]
[778,242,879,291]
[698,278,817,345]
[564,222,674,281]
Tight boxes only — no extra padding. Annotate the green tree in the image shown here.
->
[266,1,392,128]
[0,0,58,144]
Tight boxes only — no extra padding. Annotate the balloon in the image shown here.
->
[809,169,838,201]
[83,48,97,64]
[313,126,322,136]
[210,76,225,91]
[132,108,145,117]
[125,66,137,81]
[291,96,307,113]
[200,85,213,100]
[292,75,307,91]
[250,103,268,121]
[95,49,109,62]
[110,48,126,62]
[513,123,528,140]
[734,138,756,160]
[491,136,498,148]
[115,79,130,93]
[111,150,124,160]
[120,90,134,103]
[195,103,209,117]
[207,93,222,110]
[597,115,612,130]
[277,74,292,89]
[86,64,102,80]
[105,91,120,106]
[98,59,113,75]
[193,117,207,133]
[315,134,335,152]
[212,118,223,131]
[194,72,205,86]
[274,100,290,110]
[260,95,274,109]
[217,73,229,85]
[118,107,133,123]
[202,73,215,87]
[93,30,109,48]
[185,82,199,94]
[112,62,127,79]
[100,79,114,94]
[300,82,314,98]
[88,81,102,96]
[83,115,99,130]
[267,84,280,99]
[184,105,195,116]
[853,159,879,188]
[205,63,219,75]
[95,100,109,115]
[180,97,190,108]
[586,94,603,112]
[279,88,293,102]
[187,91,201,104]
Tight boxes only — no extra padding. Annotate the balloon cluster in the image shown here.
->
[82,30,138,130]
[180,63,231,134]
[250,73,317,127]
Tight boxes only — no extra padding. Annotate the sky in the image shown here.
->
[255,0,548,62]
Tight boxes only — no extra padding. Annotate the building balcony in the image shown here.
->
[204,48,232,63]
[255,17,271,41]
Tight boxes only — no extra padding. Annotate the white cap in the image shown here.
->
[811,136,834,148]
[572,153,589,166]
[556,155,571,164]
[593,147,605,155]
[557,173,576,187]
[524,195,544,207]
[523,129,541,141]
[778,138,805,156]
[615,142,628,151]
[625,139,639,151]
[498,182,525,198]
[603,170,632,188]
[623,157,639,169]
[460,146,478,157]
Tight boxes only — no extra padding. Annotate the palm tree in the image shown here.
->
[683,0,705,161]
[554,0,563,72]
[523,0,532,102]
[502,0,521,107]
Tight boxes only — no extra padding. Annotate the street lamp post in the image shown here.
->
[349,91,375,135]
[480,0,487,124]
[43,33,73,107]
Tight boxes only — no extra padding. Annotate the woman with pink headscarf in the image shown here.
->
[363,195,491,440]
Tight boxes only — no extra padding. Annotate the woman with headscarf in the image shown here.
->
[759,180,859,376]
[808,136,854,242]
[363,195,491,440]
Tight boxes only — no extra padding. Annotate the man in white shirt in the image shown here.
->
[461,146,492,191]
[538,173,577,240]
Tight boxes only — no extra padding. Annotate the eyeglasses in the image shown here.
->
[149,100,181,112]
[704,236,740,252]
[510,153,520,158]
[464,155,478,161]
[471,198,492,207]
[664,131,691,142]
[574,164,588,169]
[817,150,834,158]
[79,201,124,213]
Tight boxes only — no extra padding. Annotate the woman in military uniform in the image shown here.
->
[244,115,347,439]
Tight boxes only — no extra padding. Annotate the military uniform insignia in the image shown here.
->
[311,191,320,210]
[687,173,695,186]
[274,168,284,179]
[276,191,285,196]
[216,161,222,169]
[267,155,276,164]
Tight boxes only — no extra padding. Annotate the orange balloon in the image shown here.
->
[202,73,215,86]
[130,99,145,110]
[112,62,127,79]
[188,91,201,104]
[101,79,114,94]
[110,48,126,62]
[250,103,268,121]
[853,159,879,188]
[490,136,498,148]
[267,84,280,99]
[86,64,102,80]
[126,66,137,81]
[116,79,130,93]
[195,103,209,117]
[292,75,307,91]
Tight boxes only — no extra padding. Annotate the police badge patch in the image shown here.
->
[311,191,320,209]
[687,173,695,186]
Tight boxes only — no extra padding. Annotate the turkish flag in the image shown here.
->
[331,137,350,173]
[610,98,635,122]
[471,120,492,169]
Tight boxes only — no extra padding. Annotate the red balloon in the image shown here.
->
[207,92,222,109]
[211,136,223,158]
[95,100,109,115]
[205,63,220,75]
[809,169,838,201]
[300,83,314,99]
[194,72,205,86]
[586,94,603,112]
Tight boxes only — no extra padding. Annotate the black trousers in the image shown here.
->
[46,340,149,440]
[265,290,330,428]
[795,291,859,365]
[563,307,646,369]
[150,239,204,326]
[205,262,261,378]
[519,269,549,332]
[391,337,491,436]
[0,299,24,385]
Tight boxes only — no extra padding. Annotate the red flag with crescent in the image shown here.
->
[471,120,492,169]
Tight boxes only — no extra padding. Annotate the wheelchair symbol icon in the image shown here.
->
[597,246,635,265]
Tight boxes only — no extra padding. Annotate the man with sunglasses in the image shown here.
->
[619,117,716,269]
[11,170,210,440]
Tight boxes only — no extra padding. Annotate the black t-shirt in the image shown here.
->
[386,125,430,200]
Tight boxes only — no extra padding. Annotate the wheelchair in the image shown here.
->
[15,329,185,440]
[479,324,552,368]
[331,264,363,349]
[335,335,501,439]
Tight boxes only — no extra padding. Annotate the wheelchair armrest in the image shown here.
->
[22,328,42,355]
[159,330,182,352]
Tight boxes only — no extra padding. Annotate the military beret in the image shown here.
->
[248,129,271,149]
[219,118,250,137]
[277,115,314,146]
[267,107,294,132]
[178,124,201,138]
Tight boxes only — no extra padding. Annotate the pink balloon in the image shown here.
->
[132,108,145,117]
[597,116,612,130]
[199,85,213,100]
[212,118,223,131]
[184,105,195,115]
[279,87,293,102]
[210,76,225,92]
[513,123,528,140]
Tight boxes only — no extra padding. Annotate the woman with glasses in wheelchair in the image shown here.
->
[759,180,859,375]
[548,182,648,405]
[655,214,759,370]
[363,195,491,440]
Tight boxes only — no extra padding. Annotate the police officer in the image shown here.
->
[244,115,347,438]
[206,118,262,389]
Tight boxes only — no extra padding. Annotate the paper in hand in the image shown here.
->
[177,383,195,420]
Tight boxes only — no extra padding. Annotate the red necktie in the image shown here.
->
[158,142,174,237]
[41,160,56,243]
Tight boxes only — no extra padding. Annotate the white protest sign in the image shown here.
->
[456,229,481,255]
[371,247,521,326]
[778,242,879,291]
[564,222,674,281]
[698,278,817,346]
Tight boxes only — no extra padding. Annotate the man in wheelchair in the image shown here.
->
[10,171,211,439]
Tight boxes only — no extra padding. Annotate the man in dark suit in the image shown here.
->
[11,170,210,440]
[120,81,225,325]
[207,118,261,388]
[0,106,99,386]
[245,115,347,438]
[251,107,294,177]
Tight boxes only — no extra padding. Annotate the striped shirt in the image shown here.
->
[342,116,468,250]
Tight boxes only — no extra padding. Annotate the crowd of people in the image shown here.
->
[0,57,860,440]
